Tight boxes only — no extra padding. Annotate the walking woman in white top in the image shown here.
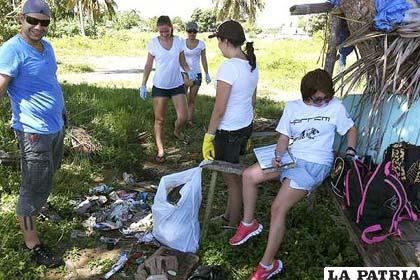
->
[182,22,211,124]
[140,16,196,163]
[202,20,258,227]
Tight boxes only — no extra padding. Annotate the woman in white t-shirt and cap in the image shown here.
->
[228,69,358,280]
[202,20,259,228]
[140,15,197,162]
[182,21,211,124]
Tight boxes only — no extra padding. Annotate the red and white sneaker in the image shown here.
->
[251,260,283,280]
[229,220,263,245]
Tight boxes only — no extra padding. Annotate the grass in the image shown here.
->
[50,30,326,94]
[0,81,362,279]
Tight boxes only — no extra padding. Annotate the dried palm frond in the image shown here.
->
[67,127,101,154]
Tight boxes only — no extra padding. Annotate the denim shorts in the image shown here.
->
[15,129,64,216]
[152,85,185,98]
[215,124,252,163]
[182,72,202,87]
[279,154,331,192]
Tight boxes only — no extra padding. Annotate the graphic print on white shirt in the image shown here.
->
[182,39,205,73]
[275,98,354,165]
[216,58,259,131]
[147,36,184,89]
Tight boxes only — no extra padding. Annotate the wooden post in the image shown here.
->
[202,170,218,238]
[324,14,340,75]
[290,2,334,15]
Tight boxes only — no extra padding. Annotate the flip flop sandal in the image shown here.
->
[155,154,165,163]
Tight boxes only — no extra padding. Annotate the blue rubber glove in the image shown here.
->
[187,70,197,81]
[205,73,211,84]
[139,85,147,100]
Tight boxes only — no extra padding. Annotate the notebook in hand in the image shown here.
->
[253,144,296,170]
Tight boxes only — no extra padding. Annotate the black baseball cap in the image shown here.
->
[208,20,246,43]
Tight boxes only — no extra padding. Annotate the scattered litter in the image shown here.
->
[100,236,120,245]
[93,221,122,231]
[127,252,145,266]
[74,199,92,215]
[134,232,160,247]
[121,213,153,235]
[39,204,62,222]
[104,251,128,279]
[70,230,87,239]
[167,270,177,276]
[89,184,114,195]
[123,172,136,185]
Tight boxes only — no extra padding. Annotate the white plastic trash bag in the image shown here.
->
[152,167,202,253]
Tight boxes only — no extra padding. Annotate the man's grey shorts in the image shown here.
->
[15,129,64,216]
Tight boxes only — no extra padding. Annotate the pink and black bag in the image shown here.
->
[330,156,418,244]
[355,161,417,244]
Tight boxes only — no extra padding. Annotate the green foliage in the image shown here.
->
[242,21,262,38]
[308,14,327,35]
[213,0,265,23]
[49,19,80,37]
[190,8,217,32]
[172,16,185,31]
[0,0,19,43]
[112,10,143,30]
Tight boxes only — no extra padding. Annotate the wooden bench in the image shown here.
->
[200,131,278,237]
[328,187,420,266]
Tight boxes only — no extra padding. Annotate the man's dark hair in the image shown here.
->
[300,68,335,100]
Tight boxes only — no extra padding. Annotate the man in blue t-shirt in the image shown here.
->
[0,0,65,268]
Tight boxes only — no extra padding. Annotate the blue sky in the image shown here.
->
[114,0,320,27]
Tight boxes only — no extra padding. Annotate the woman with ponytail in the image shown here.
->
[202,20,258,228]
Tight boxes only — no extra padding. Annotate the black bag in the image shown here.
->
[188,265,225,280]
[384,141,420,212]
[356,161,417,244]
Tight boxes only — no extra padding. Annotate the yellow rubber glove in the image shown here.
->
[202,133,215,160]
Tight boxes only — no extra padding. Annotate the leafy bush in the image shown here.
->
[49,19,80,38]
[190,8,217,32]
[112,10,143,30]
[0,0,19,43]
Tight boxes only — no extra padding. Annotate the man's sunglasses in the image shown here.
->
[310,95,330,104]
[187,29,198,34]
[25,15,51,27]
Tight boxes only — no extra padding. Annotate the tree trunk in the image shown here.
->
[339,0,380,58]
[78,0,86,36]
[325,14,340,75]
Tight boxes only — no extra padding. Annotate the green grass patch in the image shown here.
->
[0,82,361,279]
[57,62,95,74]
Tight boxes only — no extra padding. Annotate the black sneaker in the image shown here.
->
[31,244,63,268]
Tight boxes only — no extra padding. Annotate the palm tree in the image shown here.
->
[66,0,117,36]
[213,0,265,23]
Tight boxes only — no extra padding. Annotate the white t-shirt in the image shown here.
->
[182,39,205,73]
[216,58,259,131]
[147,36,184,89]
[276,98,354,165]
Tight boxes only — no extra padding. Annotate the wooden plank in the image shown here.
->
[201,170,218,238]
[289,2,334,15]
[200,160,245,175]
